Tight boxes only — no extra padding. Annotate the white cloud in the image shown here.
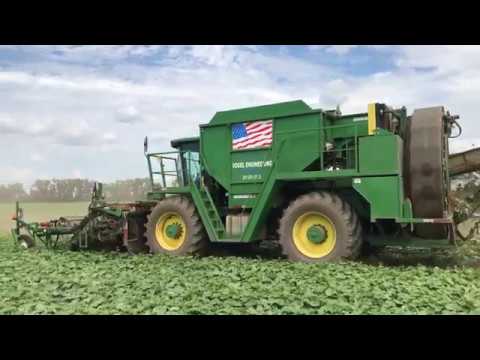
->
[149,131,171,141]
[103,133,117,142]
[52,121,119,147]
[0,166,33,184]
[30,154,44,162]
[325,45,358,55]
[72,169,82,178]
[1,45,480,185]
[2,45,167,64]
[0,116,19,133]
[0,114,52,136]
[308,45,358,55]
[115,105,144,124]
[189,45,238,67]
[450,138,480,153]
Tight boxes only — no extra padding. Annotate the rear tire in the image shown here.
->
[278,192,362,263]
[146,197,208,256]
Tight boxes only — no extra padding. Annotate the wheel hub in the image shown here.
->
[306,225,327,244]
[155,212,187,251]
[292,211,336,259]
[165,223,182,239]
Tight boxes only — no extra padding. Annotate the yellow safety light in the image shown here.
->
[368,103,377,135]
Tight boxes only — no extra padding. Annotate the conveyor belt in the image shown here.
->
[449,147,480,176]
[405,107,448,239]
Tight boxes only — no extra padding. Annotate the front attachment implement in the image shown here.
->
[11,201,83,249]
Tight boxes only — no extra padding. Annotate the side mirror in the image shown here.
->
[144,136,149,154]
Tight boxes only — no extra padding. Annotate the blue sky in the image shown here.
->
[0,45,479,186]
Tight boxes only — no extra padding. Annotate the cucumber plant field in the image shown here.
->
[1,235,480,315]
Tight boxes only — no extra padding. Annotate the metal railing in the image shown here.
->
[275,121,364,173]
[146,151,201,189]
[320,122,361,172]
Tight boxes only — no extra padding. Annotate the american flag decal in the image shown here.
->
[232,120,273,150]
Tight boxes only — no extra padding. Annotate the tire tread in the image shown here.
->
[278,191,363,262]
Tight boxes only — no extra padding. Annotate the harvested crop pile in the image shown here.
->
[1,236,480,315]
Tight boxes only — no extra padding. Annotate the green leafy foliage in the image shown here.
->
[1,236,480,315]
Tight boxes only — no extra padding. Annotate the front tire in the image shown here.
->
[146,196,208,256]
[278,192,362,263]
[18,234,35,249]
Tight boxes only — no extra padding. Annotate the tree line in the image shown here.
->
[0,178,151,202]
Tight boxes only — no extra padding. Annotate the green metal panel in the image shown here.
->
[208,100,312,126]
[200,125,231,190]
[230,182,263,191]
[330,120,369,138]
[353,176,403,220]
[358,135,403,175]
[231,148,273,183]
[275,113,322,173]
[229,182,263,208]
[240,163,279,242]
[277,169,359,180]
[201,101,374,212]
[230,183,263,194]
[229,194,257,208]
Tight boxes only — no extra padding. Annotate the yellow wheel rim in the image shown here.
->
[292,211,336,259]
[154,212,187,251]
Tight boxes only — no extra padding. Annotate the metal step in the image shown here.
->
[192,183,226,241]
[215,237,242,243]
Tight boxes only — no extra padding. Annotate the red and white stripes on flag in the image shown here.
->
[232,120,273,150]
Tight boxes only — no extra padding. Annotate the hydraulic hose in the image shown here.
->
[449,118,462,138]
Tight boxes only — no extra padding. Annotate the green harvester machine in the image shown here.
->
[12,100,480,262]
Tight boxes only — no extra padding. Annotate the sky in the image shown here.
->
[1,45,479,186]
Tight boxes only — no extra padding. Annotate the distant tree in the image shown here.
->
[29,180,53,201]
[1,177,150,202]
[0,183,28,202]
[104,178,149,202]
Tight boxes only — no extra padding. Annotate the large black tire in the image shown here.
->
[278,192,362,263]
[17,234,35,249]
[146,196,208,256]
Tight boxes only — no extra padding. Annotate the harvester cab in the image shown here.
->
[170,137,201,187]
[145,136,201,191]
